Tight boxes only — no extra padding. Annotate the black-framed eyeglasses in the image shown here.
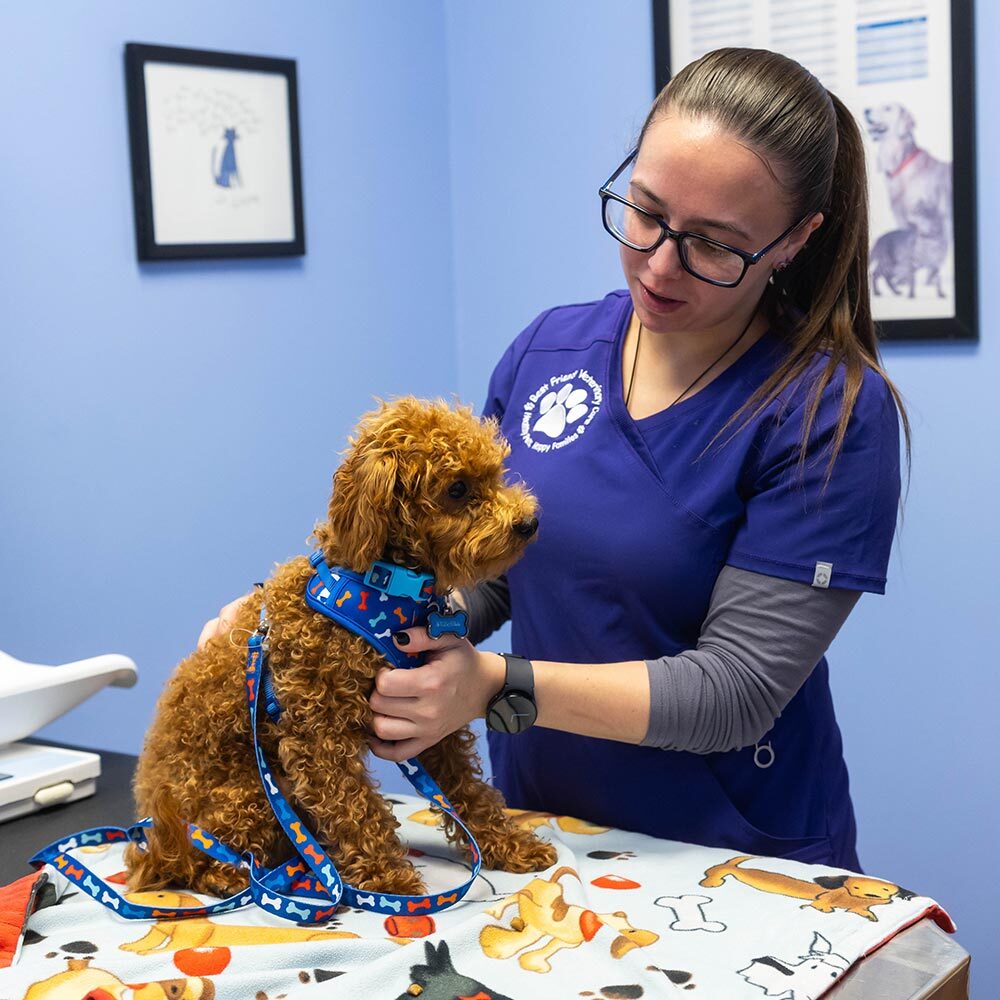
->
[599,148,807,288]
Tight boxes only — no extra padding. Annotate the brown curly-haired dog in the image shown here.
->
[127,397,557,898]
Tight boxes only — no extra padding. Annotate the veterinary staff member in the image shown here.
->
[369,47,907,873]
[202,49,907,872]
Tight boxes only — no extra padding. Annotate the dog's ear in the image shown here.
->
[813,875,847,890]
[325,439,399,571]
[610,934,640,959]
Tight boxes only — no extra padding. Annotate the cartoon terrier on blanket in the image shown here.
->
[739,931,850,999]
[479,866,659,973]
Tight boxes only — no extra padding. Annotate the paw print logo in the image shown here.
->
[532,382,590,440]
[520,369,603,453]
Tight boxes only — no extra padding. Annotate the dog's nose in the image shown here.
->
[513,516,539,539]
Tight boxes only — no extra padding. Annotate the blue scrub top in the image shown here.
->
[483,290,901,869]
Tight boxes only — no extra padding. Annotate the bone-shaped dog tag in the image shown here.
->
[426,609,469,639]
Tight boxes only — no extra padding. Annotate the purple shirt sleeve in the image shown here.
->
[727,367,902,593]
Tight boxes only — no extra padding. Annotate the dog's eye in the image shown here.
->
[447,480,469,500]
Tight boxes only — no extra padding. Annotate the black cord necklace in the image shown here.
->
[624,309,758,412]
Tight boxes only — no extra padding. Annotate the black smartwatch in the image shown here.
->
[485,654,537,734]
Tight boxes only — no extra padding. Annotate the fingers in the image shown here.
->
[392,626,465,655]
[370,712,420,743]
[370,672,432,734]
[368,635,476,763]
[219,593,253,623]
[370,686,416,717]
[374,665,443,700]
[369,734,432,763]
[197,617,223,651]
[370,665,443,759]
[369,705,436,762]
[196,592,254,651]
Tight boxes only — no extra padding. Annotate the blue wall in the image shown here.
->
[0,1,456,808]
[2,1,994,993]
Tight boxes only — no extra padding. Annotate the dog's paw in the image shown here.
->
[185,864,250,899]
[356,867,427,898]
[481,836,558,874]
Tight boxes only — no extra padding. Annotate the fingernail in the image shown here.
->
[394,631,410,646]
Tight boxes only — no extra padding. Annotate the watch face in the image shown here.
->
[487,690,537,734]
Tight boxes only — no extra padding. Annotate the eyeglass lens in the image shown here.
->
[603,198,745,284]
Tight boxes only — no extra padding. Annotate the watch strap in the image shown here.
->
[500,653,534,698]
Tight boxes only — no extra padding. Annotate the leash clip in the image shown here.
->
[256,624,270,656]
[256,600,272,656]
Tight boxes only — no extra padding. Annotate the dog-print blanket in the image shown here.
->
[0,795,954,999]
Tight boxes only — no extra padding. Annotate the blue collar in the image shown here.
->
[304,552,436,669]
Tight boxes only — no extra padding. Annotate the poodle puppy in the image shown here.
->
[126,397,557,899]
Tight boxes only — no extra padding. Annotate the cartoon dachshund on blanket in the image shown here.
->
[700,856,915,921]
[479,867,658,973]
[120,890,358,953]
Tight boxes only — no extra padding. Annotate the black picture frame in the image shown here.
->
[651,1,977,342]
[124,42,306,261]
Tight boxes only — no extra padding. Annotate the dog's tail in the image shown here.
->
[125,783,195,891]
[143,784,193,867]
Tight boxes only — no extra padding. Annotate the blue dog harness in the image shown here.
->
[302,552,468,670]
[30,553,479,924]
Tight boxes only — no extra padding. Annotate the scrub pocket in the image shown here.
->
[700,757,833,865]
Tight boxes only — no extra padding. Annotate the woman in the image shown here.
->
[202,49,908,871]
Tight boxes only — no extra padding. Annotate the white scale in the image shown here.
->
[0,649,138,823]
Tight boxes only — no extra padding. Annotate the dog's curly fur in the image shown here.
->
[126,397,557,898]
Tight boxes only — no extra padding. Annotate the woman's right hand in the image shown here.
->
[197,593,253,650]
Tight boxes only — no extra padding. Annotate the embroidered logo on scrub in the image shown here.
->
[521,369,603,453]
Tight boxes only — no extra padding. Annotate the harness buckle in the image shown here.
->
[366,561,435,602]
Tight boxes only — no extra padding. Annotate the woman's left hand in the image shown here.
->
[368,628,505,762]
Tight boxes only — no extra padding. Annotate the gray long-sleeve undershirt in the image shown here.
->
[459,566,860,754]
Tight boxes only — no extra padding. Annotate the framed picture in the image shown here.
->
[124,43,305,260]
[652,1,977,341]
